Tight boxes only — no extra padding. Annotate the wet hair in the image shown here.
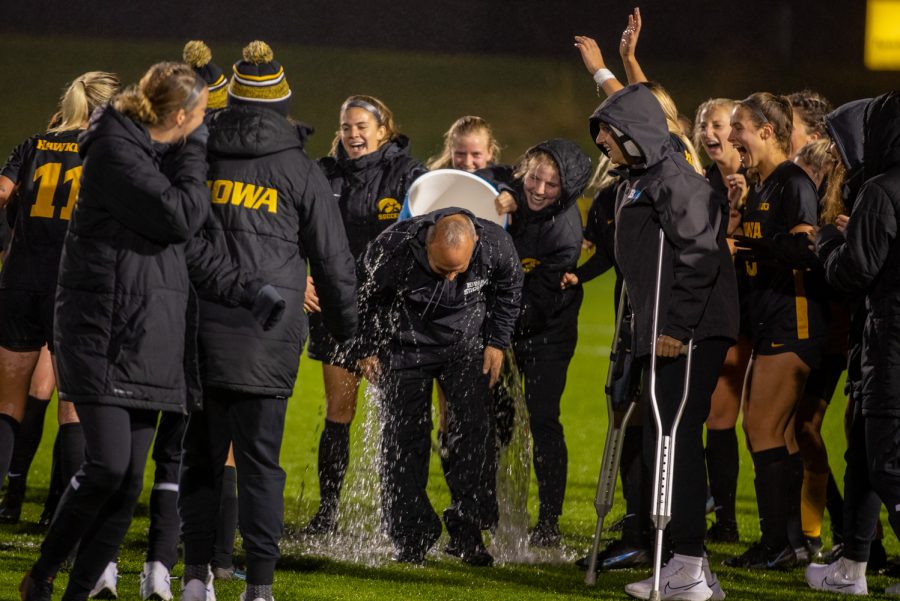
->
[692,98,737,160]
[736,92,794,156]
[330,94,400,157]
[513,149,559,183]
[426,214,476,247]
[795,139,834,181]
[47,71,120,133]
[426,115,501,170]
[821,153,847,226]
[788,90,832,139]
[641,82,703,174]
[113,62,203,126]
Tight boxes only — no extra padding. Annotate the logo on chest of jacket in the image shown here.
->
[625,188,642,203]
[521,258,541,273]
[464,279,488,295]
[378,197,402,221]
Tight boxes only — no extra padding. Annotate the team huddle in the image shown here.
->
[1,7,899,601]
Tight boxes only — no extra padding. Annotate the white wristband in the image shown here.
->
[593,68,616,86]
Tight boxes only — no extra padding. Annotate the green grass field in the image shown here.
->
[1,271,897,600]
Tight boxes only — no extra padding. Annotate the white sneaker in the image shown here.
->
[89,562,118,599]
[181,571,216,601]
[806,558,868,595]
[625,556,712,600]
[141,561,173,601]
[702,556,726,600]
[238,594,275,601]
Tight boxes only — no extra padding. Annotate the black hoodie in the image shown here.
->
[197,105,358,396]
[356,207,523,369]
[319,135,426,258]
[590,85,739,357]
[826,98,872,213]
[819,92,900,416]
[54,105,261,412]
[502,138,591,361]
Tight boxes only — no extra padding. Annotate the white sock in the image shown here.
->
[673,553,703,579]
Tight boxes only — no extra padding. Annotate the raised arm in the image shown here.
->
[619,7,649,84]
[573,35,624,97]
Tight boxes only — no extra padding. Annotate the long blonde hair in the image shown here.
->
[426,115,501,170]
[692,98,737,163]
[113,62,202,126]
[642,81,703,174]
[47,71,120,133]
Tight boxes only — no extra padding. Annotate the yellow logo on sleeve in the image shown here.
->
[521,258,541,273]
[378,197,401,221]
[207,179,278,213]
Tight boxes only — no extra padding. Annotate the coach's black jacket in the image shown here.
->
[590,85,739,357]
[319,136,426,259]
[55,105,262,413]
[198,105,358,396]
[499,139,591,361]
[356,207,523,369]
[818,92,900,417]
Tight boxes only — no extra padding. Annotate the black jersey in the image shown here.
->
[740,161,828,343]
[0,129,82,292]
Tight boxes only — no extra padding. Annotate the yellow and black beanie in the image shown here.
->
[228,41,291,116]
[182,40,227,110]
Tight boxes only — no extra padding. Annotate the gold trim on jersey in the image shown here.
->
[793,269,809,340]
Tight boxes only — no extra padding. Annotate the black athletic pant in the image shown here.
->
[841,400,900,562]
[381,352,496,553]
[517,356,571,523]
[641,338,730,558]
[180,389,287,586]
[31,404,158,601]
[148,412,185,569]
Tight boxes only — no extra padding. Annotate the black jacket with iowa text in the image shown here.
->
[198,105,358,396]
[590,85,739,357]
[319,135,426,259]
[356,207,523,369]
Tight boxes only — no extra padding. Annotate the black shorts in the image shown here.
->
[0,288,54,352]
[306,311,359,372]
[754,335,827,370]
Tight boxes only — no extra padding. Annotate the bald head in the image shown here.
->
[426,214,477,280]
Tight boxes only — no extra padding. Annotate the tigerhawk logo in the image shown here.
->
[208,179,278,214]
[378,197,402,221]
[521,258,541,273]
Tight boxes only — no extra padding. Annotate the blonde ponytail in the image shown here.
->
[114,87,159,125]
[113,62,198,126]
[47,71,120,133]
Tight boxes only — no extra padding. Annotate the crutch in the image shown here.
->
[585,284,638,585]
[648,228,694,601]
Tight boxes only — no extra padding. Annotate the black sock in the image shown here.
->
[57,423,85,487]
[213,465,238,570]
[752,447,790,550]
[0,414,21,483]
[826,470,844,543]
[706,427,739,527]
[41,432,63,520]
[6,396,51,493]
[786,452,805,550]
[317,420,350,517]
[148,487,180,569]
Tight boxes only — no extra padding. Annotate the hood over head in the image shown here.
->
[521,138,591,216]
[825,98,871,172]
[589,84,671,170]
[864,91,900,180]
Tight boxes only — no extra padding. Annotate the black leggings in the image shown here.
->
[642,338,730,558]
[32,404,158,601]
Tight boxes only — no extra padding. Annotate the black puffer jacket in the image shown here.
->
[319,136,426,258]
[197,105,358,396]
[356,207,523,369]
[818,92,900,417]
[590,84,739,357]
[501,139,591,361]
[55,105,261,412]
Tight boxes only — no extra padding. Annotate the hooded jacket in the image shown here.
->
[356,207,523,370]
[54,105,261,412]
[196,105,358,396]
[319,135,426,258]
[819,92,900,417]
[826,98,872,213]
[501,139,591,361]
[590,84,739,357]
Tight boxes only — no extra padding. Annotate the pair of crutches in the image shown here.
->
[585,229,694,601]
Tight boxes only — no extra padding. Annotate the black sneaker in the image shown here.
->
[299,508,337,536]
[576,540,652,571]
[393,546,427,565]
[724,541,797,569]
[20,571,54,601]
[805,536,824,562]
[529,521,561,548]
[706,521,740,543]
[870,538,888,572]
[0,489,24,524]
